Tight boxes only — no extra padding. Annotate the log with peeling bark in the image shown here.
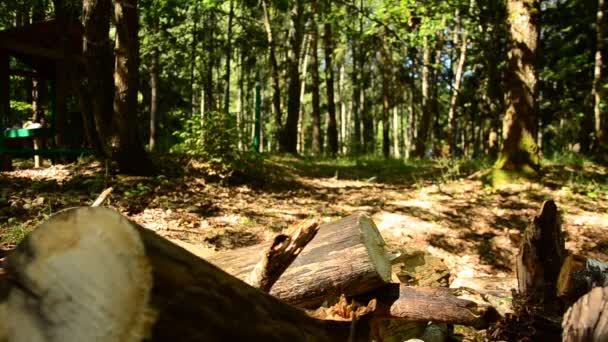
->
[209,213,392,308]
[362,284,500,329]
[516,199,566,315]
[0,207,369,342]
[558,254,608,307]
[562,286,608,342]
[247,218,320,292]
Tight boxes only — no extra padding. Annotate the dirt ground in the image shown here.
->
[1,154,607,299]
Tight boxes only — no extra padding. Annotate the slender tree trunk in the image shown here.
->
[310,0,322,155]
[224,0,234,115]
[351,39,361,154]
[203,13,215,113]
[280,0,304,153]
[339,63,347,154]
[447,29,469,158]
[298,35,310,154]
[190,5,198,116]
[414,36,432,157]
[324,20,338,156]
[381,27,391,158]
[149,33,159,152]
[237,51,244,151]
[113,0,154,175]
[495,0,540,176]
[593,0,606,153]
[82,0,113,154]
[261,0,282,144]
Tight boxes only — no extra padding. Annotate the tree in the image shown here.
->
[492,0,540,182]
[82,0,113,153]
[113,0,155,174]
[310,0,322,155]
[324,16,338,157]
[593,0,606,154]
[280,0,305,153]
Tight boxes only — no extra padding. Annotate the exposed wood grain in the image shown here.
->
[247,218,320,292]
[210,213,392,308]
[562,286,608,342]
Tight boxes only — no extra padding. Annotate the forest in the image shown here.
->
[0,0,607,341]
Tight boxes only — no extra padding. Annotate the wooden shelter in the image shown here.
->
[0,19,86,169]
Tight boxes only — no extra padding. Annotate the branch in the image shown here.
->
[248,218,320,292]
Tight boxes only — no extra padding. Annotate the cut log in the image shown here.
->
[516,200,566,315]
[247,218,320,292]
[362,284,500,329]
[558,254,608,306]
[209,213,392,308]
[0,207,369,342]
[562,286,608,342]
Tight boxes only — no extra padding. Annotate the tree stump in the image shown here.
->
[516,200,566,315]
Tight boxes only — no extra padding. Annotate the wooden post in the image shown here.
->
[0,52,10,171]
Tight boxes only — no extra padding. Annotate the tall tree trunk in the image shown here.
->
[351,39,361,154]
[324,20,338,157]
[261,0,282,144]
[113,0,155,175]
[190,5,198,116]
[310,0,322,155]
[339,63,348,154]
[447,22,469,158]
[203,13,215,113]
[381,27,391,158]
[237,51,244,150]
[298,35,310,154]
[280,0,304,153]
[149,26,159,152]
[593,0,606,154]
[494,0,540,178]
[224,0,234,115]
[414,36,432,157]
[82,0,113,154]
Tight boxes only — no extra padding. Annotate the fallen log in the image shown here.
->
[558,254,608,307]
[562,286,608,342]
[209,213,392,308]
[516,199,566,315]
[361,284,500,329]
[0,207,369,342]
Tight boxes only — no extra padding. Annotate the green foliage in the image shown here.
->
[10,100,33,123]
[171,111,240,168]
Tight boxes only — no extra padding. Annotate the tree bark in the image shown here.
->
[447,14,469,159]
[310,0,322,155]
[261,0,282,144]
[324,20,338,157]
[149,19,159,152]
[82,0,114,155]
[209,213,392,308]
[223,0,234,115]
[381,27,391,159]
[562,286,608,342]
[495,0,540,176]
[280,0,305,153]
[113,0,155,175]
[593,0,606,154]
[414,36,432,157]
[0,207,367,342]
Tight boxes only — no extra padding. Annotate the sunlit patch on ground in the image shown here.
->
[1,155,607,285]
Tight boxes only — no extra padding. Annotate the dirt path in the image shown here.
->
[1,156,607,285]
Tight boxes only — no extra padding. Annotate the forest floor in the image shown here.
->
[1,153,607,333]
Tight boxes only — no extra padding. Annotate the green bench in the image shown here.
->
[1,127,94,170]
